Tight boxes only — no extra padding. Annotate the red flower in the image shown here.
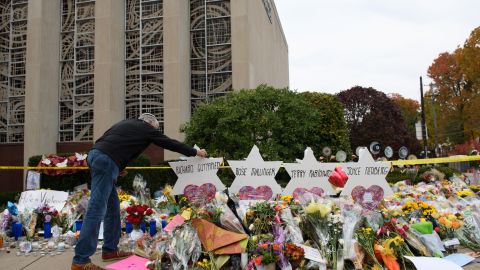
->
[146,208,153,215]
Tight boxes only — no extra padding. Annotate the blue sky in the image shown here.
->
[274,0,480,101]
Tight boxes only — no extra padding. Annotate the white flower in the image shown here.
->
[75,152,87,161]
[56,159,68,168]
[41,155,51,165]
[215,192,228,203]
[249,224,255,231]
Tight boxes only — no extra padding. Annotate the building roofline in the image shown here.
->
[270,0,289,52]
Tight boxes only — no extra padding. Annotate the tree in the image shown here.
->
[182,85,351,162]
[337,86,420,158]
[388,93,420,137]
[301,92,352,156]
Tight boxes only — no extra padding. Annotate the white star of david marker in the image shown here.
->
[170,146,226,195]
[228,145,283,195]
[283,147,336,196]
[340,147,393,197]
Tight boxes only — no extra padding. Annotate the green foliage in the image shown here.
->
[183,85,351,163]
[386,166,461,184]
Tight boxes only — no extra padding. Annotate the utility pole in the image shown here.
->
[420,77,428,158]
[430,84,438,157]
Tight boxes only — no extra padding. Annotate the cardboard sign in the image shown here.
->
[228,145,283,198]
[170,146,226,195]
[25,170,41,190]
[106,255,149,270]
[340,148,393,208]
[18,190,69,211]
[404,256,463,270]
[299,244,325,263]
[283,147,336,196]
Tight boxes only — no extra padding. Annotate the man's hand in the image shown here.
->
[196,149,207,158]
[119,170,128,177]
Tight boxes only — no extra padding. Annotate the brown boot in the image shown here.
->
[101,250,132,262]
[71,262,105,270]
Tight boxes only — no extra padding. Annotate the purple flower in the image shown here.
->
[45,215,52,223]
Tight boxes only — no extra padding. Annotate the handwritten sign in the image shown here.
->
[340,148,393,208]
[283,147,336,196]
[170,147,226,195]
[228,145,283,197]
[18,190,69,211]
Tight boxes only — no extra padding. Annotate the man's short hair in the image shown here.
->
[138,113,159,129]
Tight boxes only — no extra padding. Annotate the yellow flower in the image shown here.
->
[305,202,332,217]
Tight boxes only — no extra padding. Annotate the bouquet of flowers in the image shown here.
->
[244,201,276,235]
[36,152,87,176]
[283,243,304,269]
[248,241,282,269]
[126,204,154,228]
[300,200,343,269]
[355,227,383,269]
[36,203,59,229]
[167,224,202,270]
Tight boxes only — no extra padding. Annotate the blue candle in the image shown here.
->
[75,220,83,232]
[161,219,167,229]
[125,222,133,233]
[140,222,146,233]
[13,222,22,240]
[149,220,157,236]
[44,222,52,239]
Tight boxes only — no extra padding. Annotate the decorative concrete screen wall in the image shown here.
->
[0,0,28,143]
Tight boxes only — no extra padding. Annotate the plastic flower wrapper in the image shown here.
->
[0,209,12,232]
[18,210,36,239]
[341,203,362,259]
[409,221,444,257]
[209,191,245,234]
[167,224,202,270]
[273,223,291,269]
[460,210,480,244]
[133,174,149,205]
[219,204,245,234]
[280,208,304,244]
[365,210,383,233]
[7,202,18,216]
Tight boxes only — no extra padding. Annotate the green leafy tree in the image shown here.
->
[301,92,351,156]
[182,85,351,162]
[388,93,420,137]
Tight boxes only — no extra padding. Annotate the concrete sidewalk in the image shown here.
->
[0,250,108,270]
[1,249,480,270]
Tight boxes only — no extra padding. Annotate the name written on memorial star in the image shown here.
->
[235,167,277,176]
[175,161,221,174]
[345,166,389,175]
[289,169,332,178]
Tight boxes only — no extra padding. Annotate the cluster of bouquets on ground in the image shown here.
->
[1,173,480,269]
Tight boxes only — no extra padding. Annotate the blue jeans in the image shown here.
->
[73,149,121,264]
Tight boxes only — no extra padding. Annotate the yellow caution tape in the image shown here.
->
[390,155,480,166]
[0,156,478,170]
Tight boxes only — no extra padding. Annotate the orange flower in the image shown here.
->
[451,221,461,229]
[255,256,263,266]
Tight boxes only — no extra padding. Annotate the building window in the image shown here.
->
[0,0,28,143]
[59,0,95,142]
[125,0,164,132]
[190,0,232,111]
